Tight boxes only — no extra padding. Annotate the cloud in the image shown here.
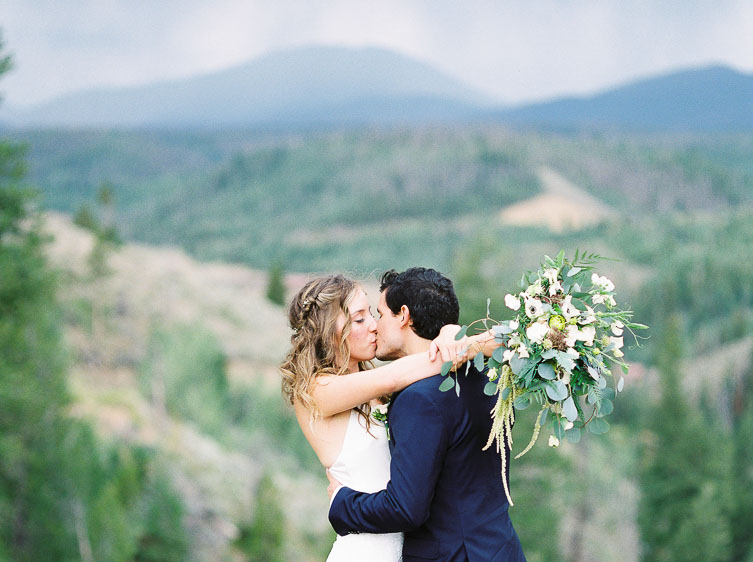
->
[1,0,752,108]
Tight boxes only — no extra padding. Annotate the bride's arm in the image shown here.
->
[312,327,469,418]
[429,325,502,364]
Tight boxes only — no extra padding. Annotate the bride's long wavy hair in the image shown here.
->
[280,274,374,428]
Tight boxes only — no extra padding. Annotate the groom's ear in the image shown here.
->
[399,305,412,329]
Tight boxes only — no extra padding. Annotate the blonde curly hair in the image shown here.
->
[280,275,375,428]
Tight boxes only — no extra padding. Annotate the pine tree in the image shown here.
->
[266,262,286,306]
[236,472,285,562]
[638,317,732,561]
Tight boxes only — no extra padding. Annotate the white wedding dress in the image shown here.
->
[326,408,403,561]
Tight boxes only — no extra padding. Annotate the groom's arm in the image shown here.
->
[328,387,450,535]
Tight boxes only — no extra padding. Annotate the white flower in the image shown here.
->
[548,279,563,296]
[525,298,544,319]
[610,336,624,350]
[579,325,596,346]
[543,268,559,284]
[487,367,498,382]
[561,295,579,320]
[580,306,596,325]
[526,321,550,344]
[613,348,624,358]
[591,273,615,292]
[564,420,574,430]
[592,293,606,305]
[561,370,571,385]
[504,293,521,311]
[509,319,520,330]
[565,325,578,347]
[611,321,624,336]
[548,435,560,447]
[373,404,389,416]
[525,278,544,297]
[566,347,580,359]
[517,345,530,359]
[607,295,616,307]
[503,348,516,362]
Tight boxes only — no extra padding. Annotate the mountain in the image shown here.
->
[495,65,753,132]
[5,45,488,128]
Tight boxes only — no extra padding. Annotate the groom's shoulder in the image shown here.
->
[399,366,486,402]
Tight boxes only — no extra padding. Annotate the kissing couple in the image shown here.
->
[280,267,526,561]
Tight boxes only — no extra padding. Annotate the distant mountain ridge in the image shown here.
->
[4,45,488,128]
[496,64,753,132]
[3,45,753,131]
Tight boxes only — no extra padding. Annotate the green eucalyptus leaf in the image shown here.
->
[567,267,582,277]
[440,361,454,377]
[562,396,578,422]
[492,347,505,363]
[545,380,568,401]
[556,352,575,373]
[538,362,556,380]
[539,407,549,426]
[565,427,582,443]
[484,381,498,396]
[514,396,531,410]
[553,420,565,440]
[438,376,455,392]
[597,375,608,389]
[588,418,610,434]
[541,349,557,360]
[455,325,468,340]
[597,398,614,417]
[474,351,486,372]
[510,355,527,375]
[455,379,461,397]
[501,387,511,400]
[617,377,625,392]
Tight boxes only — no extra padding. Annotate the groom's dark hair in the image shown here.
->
[379,267,459,340]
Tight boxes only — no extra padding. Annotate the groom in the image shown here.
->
[328,267,526,561]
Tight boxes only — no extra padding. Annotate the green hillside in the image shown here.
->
[13,127,753,275]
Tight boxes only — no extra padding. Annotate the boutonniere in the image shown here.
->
[372,402,390,440]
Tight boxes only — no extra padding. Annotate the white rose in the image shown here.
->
[548,435,560,447]
[526,321,550,344]
[504,293,521,311]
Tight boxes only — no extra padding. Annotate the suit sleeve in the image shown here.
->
[328,388,449,535]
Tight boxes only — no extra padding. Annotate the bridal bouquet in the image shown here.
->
[440,250,646,505]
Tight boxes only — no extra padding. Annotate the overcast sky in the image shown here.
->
[2,0,752,108]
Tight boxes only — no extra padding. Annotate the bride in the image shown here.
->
[279,274,480,561]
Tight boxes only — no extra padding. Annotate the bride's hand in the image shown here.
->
[429,324,472,368]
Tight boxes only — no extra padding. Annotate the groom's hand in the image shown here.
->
[326,469,342,501]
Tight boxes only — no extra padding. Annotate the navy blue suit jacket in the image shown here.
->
[329,367,526,561]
